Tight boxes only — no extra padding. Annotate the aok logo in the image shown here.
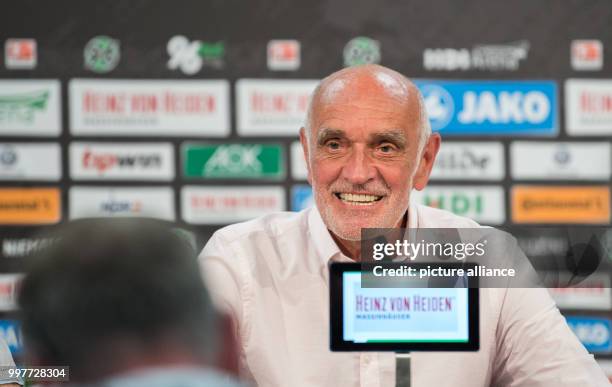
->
[184,143,284,179]
[82,149,162,173]
[205,145,262,175]
[99,200,142,214]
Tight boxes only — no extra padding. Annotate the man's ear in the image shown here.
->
[413,133,441,191]
[299,127,312,185]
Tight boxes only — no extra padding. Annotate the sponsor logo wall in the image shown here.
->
[236,79,318,136]
[69,79,230,136]
[181,186,285,224]
[415,80,558,136]
[566,316,612,354]
[512,186,610,224]
[511,142,611,180]
[70,142,174,181]
[549,275,612,311]
[69,186,175,220]
[565,79,612,136]
[0,0,611,362]
[0,80,61,136]
[411,186,505,225]
[0,143,61,181]
[183,143,285,180]
[430,142,504,181]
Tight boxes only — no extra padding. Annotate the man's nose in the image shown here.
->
[340,148,376,185]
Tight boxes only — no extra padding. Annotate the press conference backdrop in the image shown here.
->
[0,0,611,371]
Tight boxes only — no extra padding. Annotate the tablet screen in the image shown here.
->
[330,263,479,352]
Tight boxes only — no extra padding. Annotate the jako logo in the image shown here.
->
[458,91,549,124]
[99,200,142,214]
[415,80,557,135]
[82,149,162,174]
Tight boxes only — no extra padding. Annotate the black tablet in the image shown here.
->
[330,262,479,352]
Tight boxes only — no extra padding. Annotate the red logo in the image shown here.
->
[267,40,300,71]
[571,40,603,71]
[4,39,37,69]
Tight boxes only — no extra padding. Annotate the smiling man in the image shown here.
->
[200,65,608,387]
[302,65,438,258]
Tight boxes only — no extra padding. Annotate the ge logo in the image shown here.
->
[167,35,202,75]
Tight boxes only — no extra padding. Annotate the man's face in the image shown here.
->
[302,75,436,241]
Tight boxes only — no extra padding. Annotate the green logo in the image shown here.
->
[0,91,49,124]
[424,194,483,216]
[167,36,225,74]
[343,37,381,67]
[84,36,120,73]
[199,42,224,68]
[184,144,284,179]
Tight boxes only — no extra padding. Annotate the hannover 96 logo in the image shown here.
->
[84,36,120,73]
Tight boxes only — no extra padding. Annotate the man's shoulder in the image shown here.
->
[412,203,482,228]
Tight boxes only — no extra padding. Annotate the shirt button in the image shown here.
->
[363,355,371,364]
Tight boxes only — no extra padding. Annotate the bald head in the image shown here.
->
[304,64,431,152]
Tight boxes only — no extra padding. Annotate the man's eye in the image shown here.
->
[378,144,395,153]
[327,141,341,150]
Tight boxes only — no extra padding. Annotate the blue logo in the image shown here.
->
[421,84,454,131]
[0,320,22,354]
[414,80,558,136]
[566,316,611,354]
[292,185,313,211]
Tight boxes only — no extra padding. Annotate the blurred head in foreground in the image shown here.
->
[19,218,239,386]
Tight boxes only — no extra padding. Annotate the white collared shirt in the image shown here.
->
[200,203,608,387]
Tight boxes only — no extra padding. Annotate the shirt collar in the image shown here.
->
[308,206,343,265]
[308,203,418,265]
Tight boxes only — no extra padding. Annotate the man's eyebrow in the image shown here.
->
[369,130,407,148]
[316,128,347,145]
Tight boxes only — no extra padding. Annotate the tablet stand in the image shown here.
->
[396,353,411,387]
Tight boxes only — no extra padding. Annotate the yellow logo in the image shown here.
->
[0,188,61,224]
[512,186,610,224]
